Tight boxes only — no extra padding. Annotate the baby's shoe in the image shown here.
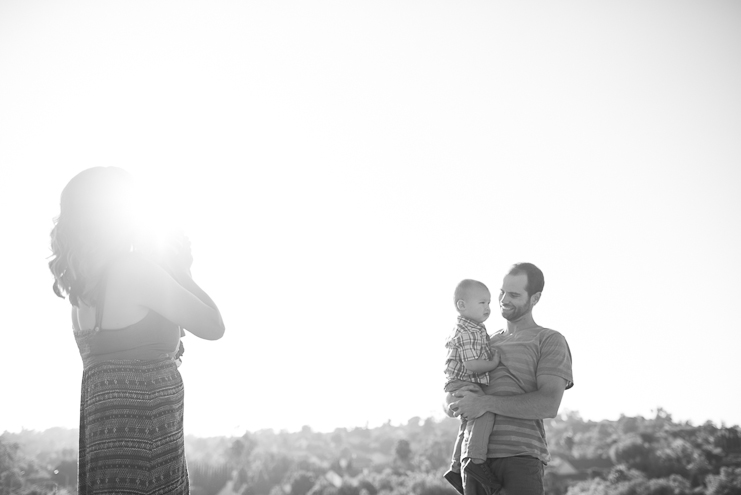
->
[443,469,464,495]
[464,460,502,495]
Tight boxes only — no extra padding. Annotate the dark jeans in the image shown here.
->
[463,456,544,495]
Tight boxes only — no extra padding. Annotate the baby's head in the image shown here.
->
[454,279,491,324]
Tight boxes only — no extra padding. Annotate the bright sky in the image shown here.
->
[1,1,740,437]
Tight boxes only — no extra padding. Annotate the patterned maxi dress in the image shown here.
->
[75,303,189,495]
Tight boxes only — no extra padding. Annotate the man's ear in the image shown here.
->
[456,299,465,311]
[531,292,542,306]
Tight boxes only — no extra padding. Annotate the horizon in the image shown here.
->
[3,407,740,439]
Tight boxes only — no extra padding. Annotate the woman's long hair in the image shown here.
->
[49,167,142,307]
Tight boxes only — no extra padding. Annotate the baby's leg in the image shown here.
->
[450,419,466,472]
[462,412,495,463]
[462,411,502,493]
[444,380,477,472]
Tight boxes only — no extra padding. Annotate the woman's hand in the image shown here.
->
[138,229,193,275]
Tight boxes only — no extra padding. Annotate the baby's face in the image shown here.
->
[459,285,491,324]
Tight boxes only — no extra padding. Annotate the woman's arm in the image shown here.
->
[124,255,225,340]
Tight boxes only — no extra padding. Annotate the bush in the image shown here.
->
[610,436,653,474]
[288,471,317,495]
[706,468,741,495]
[566,478,611,495]
[608,465,647,485]
[566,469,692,495]
[188,461,231,494]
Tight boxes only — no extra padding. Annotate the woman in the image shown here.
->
[49,167,225,495]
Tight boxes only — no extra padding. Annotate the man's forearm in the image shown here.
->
[476,390,560,420]
[451,375,567,421]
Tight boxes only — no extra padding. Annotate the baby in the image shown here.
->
[443,279,502,495]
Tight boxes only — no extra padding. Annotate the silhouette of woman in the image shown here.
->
[49,167,225,494]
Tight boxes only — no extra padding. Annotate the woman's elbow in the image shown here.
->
[207,320,225,340]
[214,323,226,340]
[196,313,225,340]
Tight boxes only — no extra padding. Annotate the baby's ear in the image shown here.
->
[456,300,465,310]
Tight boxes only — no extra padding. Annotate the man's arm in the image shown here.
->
[448,374,567,420]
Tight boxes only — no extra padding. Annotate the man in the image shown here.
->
[446,263,573,495]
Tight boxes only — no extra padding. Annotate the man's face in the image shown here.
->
[459,285,491,324]
[499,273,536,322]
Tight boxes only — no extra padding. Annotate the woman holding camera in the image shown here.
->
[49,167,225,495]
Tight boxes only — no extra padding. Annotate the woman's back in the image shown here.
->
[73,254,183,367]
[74,256,146,327]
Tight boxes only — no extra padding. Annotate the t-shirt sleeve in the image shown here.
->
[538,331,574,389]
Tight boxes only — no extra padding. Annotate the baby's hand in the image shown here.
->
[490,350,501,366]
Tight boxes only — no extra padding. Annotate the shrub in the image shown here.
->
[706,468,741,495]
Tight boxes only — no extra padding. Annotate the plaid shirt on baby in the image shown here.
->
[444,316,493,387]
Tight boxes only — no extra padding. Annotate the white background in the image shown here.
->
[1,1,740,436]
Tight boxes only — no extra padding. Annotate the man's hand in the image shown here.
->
[446,385,487,421]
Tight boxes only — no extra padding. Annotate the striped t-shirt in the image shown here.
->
[483,326,573,464]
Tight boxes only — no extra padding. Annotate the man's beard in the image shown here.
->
[501,298,532,321]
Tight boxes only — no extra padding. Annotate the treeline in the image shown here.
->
[1,410,740,495]
[544,409,741,495]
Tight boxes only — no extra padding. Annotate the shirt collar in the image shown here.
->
[457,315,486,332]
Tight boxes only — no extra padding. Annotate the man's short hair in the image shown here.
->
[507,263,544,297]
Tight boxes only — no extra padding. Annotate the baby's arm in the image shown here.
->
[462,350,500,374]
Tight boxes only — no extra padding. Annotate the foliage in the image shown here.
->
[395,440,411,462]
[705,468,741,495]
[567,469,693,495]
[2,410,740,495]
[189,461,231,495]
[287,470,316,495]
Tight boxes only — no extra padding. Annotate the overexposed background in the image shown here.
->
[1,1,740,436]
